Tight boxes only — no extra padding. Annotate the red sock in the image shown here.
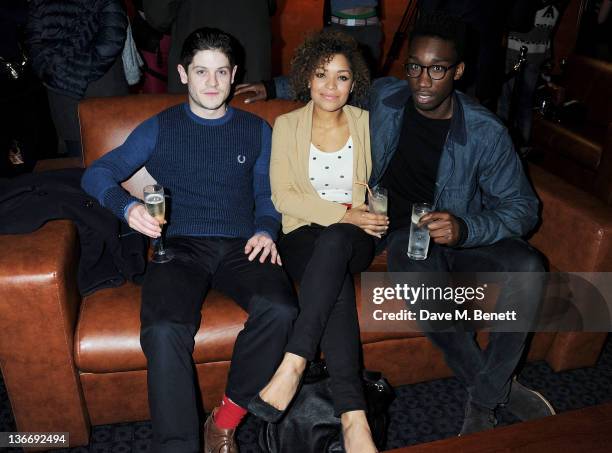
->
[214,395,247,429]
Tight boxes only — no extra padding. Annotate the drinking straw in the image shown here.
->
[356,181,374,199]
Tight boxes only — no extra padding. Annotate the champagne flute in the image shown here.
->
[143,184,173,263]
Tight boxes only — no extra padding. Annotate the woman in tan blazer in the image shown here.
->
[248,30,388,453]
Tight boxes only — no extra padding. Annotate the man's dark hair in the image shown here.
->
[180,27,236,69]
[410,11,467,62]
[289,29,370,103]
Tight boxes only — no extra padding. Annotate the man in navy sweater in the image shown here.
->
[82,28,297,453]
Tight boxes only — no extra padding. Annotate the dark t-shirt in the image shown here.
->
[382,101,451,232]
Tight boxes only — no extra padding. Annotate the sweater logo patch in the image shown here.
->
[237,154,246,164]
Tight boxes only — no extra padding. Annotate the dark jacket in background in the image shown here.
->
[0,169,148,296]
[26,0,127,99]
[418,0,511,106]
[144,0,275,92]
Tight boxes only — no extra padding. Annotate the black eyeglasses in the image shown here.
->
[404,62,459,80]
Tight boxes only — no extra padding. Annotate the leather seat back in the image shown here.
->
[564,55,612,129]
[78,93,302,198]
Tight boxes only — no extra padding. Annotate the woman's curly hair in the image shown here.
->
[289,30,370,103]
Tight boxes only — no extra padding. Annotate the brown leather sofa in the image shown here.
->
[0,94,610,449]
[531,55,612,205]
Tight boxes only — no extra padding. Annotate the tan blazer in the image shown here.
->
[270,100,372,234]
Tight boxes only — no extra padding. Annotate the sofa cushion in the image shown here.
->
[75,265,425,374]
[80,93,302,166]
[75,164,612,375]
[564,56,612,129]
[528,164,612,272]
[75,283,248,373]
[79,94,304,199]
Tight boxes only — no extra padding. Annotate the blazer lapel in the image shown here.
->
[344,106,366,207]
[296,101,319,197]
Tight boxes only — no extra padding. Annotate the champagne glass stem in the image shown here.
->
[157,225,166,256]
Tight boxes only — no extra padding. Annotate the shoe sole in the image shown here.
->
[526,386,556,415]
[513,377,556,416]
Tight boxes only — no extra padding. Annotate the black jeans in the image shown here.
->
[140,236,297,453]
[279,223,375,415]
[386,230,545,409]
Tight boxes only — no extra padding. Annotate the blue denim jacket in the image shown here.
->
[274,75,539,248]
[369,77,539,248]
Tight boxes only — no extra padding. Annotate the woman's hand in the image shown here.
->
[340,204,388,238]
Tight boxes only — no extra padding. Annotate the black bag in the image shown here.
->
[259,361,395,453]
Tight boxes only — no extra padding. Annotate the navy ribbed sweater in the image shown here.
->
[81,103,280,240]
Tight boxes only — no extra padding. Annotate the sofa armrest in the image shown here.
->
[0,220,90,447]
[528,164,612,272]
[528,165,611,371]
[545,332,608,372]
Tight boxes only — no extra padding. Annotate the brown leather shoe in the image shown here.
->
[203,407,239,453]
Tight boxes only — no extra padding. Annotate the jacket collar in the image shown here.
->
[382,86,468,147]
[448,92,468,147]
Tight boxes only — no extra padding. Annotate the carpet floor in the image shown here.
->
[1,334,611,452]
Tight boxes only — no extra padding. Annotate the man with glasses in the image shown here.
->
[370,11,555,435]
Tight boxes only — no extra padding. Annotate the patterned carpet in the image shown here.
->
[1,334,611,452]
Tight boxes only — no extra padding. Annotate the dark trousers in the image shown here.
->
[326,24,383,73]
[279,223,375,415]
[140,236,298,453]
[47,56,128,156]
[386,230,545,409]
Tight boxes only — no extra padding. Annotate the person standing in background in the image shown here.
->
[131,0,172,93]
[325,0,383,73]
[418,0,510,110]
[577,0,612,61]
[26,0,129,157]
[497,1,565,150]
[143,0,276,93]
[1,0,55,175]
[235,0,382,102]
